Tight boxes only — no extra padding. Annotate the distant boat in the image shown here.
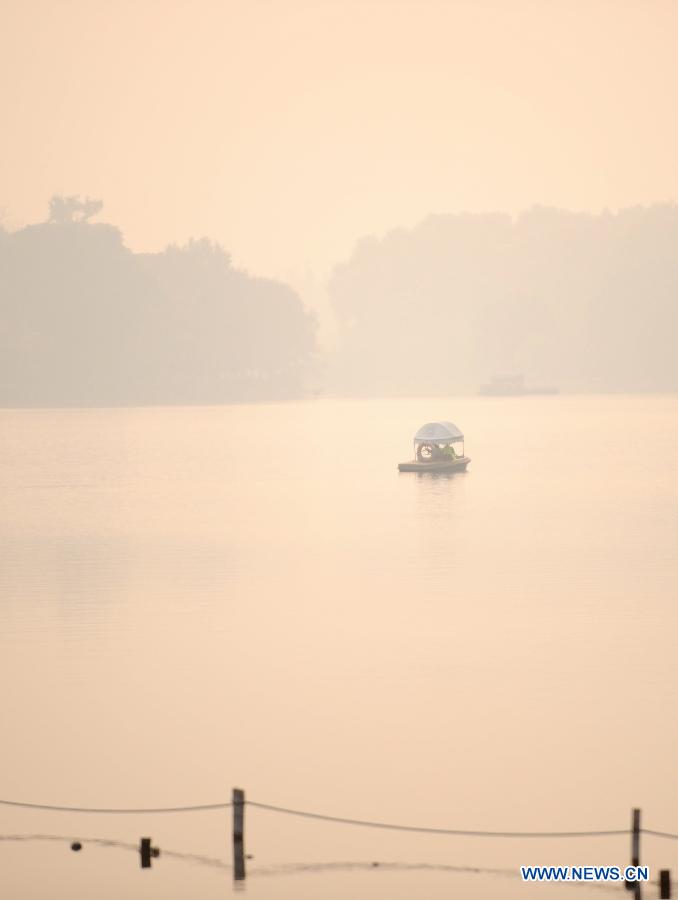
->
[479,375,559,396]
[398,421,471,473]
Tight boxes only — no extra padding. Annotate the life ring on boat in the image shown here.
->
[416,443,436,462]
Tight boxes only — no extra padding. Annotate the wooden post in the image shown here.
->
[632,808,641,868]
[140,838,152,869]
[232,788,246,882]
[632,808,641,900]
[625,809,641,897]
[139,838,160,869]
[660,870,671,899]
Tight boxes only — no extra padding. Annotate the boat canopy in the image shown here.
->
[413,421,464,443]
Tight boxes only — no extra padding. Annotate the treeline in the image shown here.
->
[328,206,678,395]
[0,199,316,406]
[3,201,678,405]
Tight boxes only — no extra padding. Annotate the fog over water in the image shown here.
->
[2,396,678,898]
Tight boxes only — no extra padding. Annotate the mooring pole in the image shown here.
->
[232,788,246,882]
[140,838,152,869]
[624,809,641,898]
[660,870,671,899]
[139,838,160,868]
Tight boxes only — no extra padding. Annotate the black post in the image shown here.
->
[624,809,641,898]
[660,870,671,899]
[139,838,160,868]
[233,788,246,882]
[140,838,152,869]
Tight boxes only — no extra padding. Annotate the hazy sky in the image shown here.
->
[2,0,678,280]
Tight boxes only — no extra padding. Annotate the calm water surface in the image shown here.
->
[1,396,677,899]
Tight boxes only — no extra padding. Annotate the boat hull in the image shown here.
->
[398,456,471,473]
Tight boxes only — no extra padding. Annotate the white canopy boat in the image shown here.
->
[398,421,471,473]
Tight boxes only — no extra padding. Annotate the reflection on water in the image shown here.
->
[1,396,677,899]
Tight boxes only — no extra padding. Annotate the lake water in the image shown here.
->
[1,395,677,899]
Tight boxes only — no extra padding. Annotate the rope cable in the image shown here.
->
[247,801,629,838]
[0,835,627,892]
[1,797,675,843]
[0,799,231,814]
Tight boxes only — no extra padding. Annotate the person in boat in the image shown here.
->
[416,442,457,462]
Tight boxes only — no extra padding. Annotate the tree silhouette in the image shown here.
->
[48,195,103,224]
[328,206,678,394]
[0,208,317,405]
